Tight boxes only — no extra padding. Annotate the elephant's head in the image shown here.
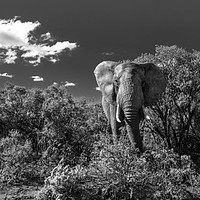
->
[94,61,166,151]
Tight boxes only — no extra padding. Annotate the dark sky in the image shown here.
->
[0,0,200,100]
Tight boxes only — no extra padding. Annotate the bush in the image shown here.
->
[0,83,107,186]
[38,84,106,171]
[0,130,34,185]
[135,45,200,160]
[37,135,200,200]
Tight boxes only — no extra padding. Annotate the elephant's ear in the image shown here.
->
[94,61,117,103]
[142,63,167,106]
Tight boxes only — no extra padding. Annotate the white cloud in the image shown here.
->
[31,75,44,82]
[4,49,18,64]
[41,32,53,42]
[102,52,115,56]
[0,72,14,78]
[65,81,76,87]
[0,17,78,66]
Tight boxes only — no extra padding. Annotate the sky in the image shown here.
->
[0,0,200,101]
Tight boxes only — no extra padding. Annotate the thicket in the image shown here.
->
[0,45,200,199]
[135,45,200,164]
[0,83,107,186]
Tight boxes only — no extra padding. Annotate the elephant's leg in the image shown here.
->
[102,97,120,144]
[105,124,112,144]
[102,96,111,122]
[102,97,112,138]
[110,104,120,145]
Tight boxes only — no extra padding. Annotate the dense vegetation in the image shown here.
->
[1,45,200,199]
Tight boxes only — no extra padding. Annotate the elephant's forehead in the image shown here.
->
[115,63,145,81]
[114,63,136,78]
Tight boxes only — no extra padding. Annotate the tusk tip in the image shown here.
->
[116,116,121,123]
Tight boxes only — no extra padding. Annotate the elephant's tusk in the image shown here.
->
[116,104,121,123]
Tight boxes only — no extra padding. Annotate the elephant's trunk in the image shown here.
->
[122,102,143,152]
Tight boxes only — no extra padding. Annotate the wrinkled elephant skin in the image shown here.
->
[94,61,167,152]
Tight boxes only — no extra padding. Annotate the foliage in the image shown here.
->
[0,130,34,185]
[39,84,106,170]
[0,83,106,185]
[135,45,200,160]
[0,83,45,157]
[37,136,200,200]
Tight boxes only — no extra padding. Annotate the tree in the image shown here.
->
[135,45,200,159]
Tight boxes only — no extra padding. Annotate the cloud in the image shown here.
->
[3,49,18,64]
[0,72,14,78]
[65,81,76,87]
[31,75,44,82]
[101,52,115,56]
[0,17,78,66]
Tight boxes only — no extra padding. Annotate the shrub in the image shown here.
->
[0,83,107,186]
[37,136,200,200]
[39,84,106,170]
[0,130,34,185]
[135,45,200,160]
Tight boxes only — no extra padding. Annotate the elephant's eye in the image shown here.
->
[114,78,119,85]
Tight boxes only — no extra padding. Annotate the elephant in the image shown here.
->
[94,61,167,152]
